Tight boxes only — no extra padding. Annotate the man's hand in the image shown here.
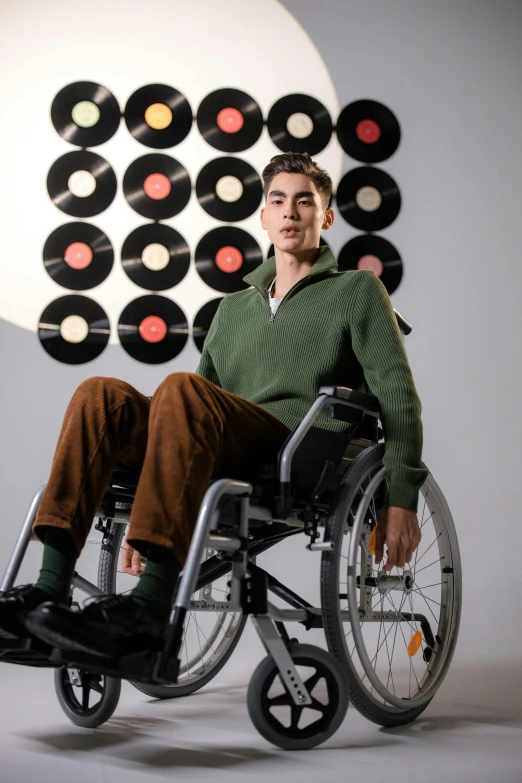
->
[121,540,147,576]
[374,506,421,571]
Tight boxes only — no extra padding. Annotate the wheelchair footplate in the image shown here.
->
[0,636,60,668]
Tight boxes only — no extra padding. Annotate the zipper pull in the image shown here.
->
[269,312,275,325]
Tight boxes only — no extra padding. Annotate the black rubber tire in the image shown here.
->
[97,518,247,699]
[54,666,121,728]
[321,443,432,727]
[247,643,349,750]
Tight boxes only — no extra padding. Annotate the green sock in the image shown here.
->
[35,527,78,602]
[131,544,181,613]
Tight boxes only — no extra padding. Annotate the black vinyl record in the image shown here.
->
[124,84,193,149]
[267,94,333,155]
[50,81,121,147]
[336,100,401,163]
[195,227,262,293]
[118,294,188,364]
[123,154,191,220]
[47,151,117,218]
[38,294,110,364]
[43,222,114,290]
[338,234,403,294]
[193,297,223,352]
[196,156,262,222]
[335,166,401,231]
[267,235,328,260]
[121,224,190,291]
[197,88,263,152]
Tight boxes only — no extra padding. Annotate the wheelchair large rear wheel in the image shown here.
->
[97,517,247,699]
[321,443,462,727]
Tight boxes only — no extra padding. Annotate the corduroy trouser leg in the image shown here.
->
[33,373,291,566]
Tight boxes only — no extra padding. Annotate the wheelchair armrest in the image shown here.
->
[318,386,380,418]
[393,308,412,336]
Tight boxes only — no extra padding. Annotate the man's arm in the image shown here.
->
[349,270,428,512]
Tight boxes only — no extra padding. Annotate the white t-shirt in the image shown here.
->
[268,278,283,316]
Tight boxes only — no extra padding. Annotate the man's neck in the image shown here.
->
[272,246,321,298]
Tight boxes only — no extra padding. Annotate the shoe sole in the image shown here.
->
[25,616,111,657]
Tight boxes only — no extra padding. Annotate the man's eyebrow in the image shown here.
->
[268,190,316,199]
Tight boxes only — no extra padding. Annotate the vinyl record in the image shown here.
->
[338,234,403,295]
[196,157,262,222]
[121,224,190,291]
[51,81,121,147]
[267,94,333,155]
[118,294,188,364]
[267,235,328,260]
[336,100,401,163]
[47,151,117,218]
[197,88,263,152]
[195,227,262,293]
[43,222,114,290]
[38,294,110,364]
[193,297,223,352]
[123,154,191,220]
[336,166,401,231]
[124,84,193,149]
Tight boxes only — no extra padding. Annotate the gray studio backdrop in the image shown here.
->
[1,0,521,675]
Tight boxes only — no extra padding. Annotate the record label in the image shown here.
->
[43,222,114,290]
[38,294,110,364]
[267,94,333,155]
[124,84,192,149]
[197,88,263,152]
[338,234,403,295]
[121,223,190,291]
[196,157,261,222]
[336,100,400,163]
[51,82,121,147]
[118,294,188,364]
[123,154,191,220]
[336,167,401,231]
[47,150,117,218]
[195,227,262,293]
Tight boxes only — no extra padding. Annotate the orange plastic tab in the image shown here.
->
[408,631,423,657]
[369,525,378,555]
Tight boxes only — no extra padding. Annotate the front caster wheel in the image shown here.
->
[247,643,349,750]
[54,666,121,728]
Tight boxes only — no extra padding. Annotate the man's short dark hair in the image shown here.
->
[261,151,333,211]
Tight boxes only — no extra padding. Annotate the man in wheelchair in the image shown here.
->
[0,151,426,661]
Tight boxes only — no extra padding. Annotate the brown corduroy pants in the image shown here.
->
[33,373,291,566]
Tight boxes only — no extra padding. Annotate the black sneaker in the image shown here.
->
[25,593,170,658]
[0,584,61,640]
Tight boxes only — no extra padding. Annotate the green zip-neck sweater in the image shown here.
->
[196,245,428,511]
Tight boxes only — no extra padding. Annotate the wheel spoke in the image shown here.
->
[81,681,91,711]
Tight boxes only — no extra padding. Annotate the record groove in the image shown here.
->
[43,222,114,290]
[118,294,189,364]
[196,157,262,222]
[335,166,401,231]
[38,295,110,364]
[121,224,190,290]
[193,297,223,352]
[124,84,193,149]
[267,94,333,155]
[51,81,121,147]
[195,227,262,293]
[336,100,400,163]
[197,88,263,152]
[123,154,191,220]
[47,151,117,218]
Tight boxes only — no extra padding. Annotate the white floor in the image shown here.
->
[0,658,521,783]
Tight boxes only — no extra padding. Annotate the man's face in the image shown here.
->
[260,172,334,253]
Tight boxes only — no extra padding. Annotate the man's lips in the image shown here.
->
[280,227,299,236]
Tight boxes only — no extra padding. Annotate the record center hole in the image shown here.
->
[64,242,93,270]
[355,119,381,144]
[143,173,171,200]
[357,254,383,277]
[139,315,167,343]
[216,107,244,134]
[215,246,243,273]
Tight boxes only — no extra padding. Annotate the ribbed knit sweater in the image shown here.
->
[196,245,428,511]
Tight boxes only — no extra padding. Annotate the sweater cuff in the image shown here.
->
[386,478,421,513]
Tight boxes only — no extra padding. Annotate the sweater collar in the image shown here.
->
[242,245,337,293]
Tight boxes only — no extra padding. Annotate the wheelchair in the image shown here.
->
[0,309,462,751]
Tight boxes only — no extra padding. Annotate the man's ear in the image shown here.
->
[322,207,335,230]
[260,206,266,229]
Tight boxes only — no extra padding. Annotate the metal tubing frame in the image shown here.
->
[1,485,46,593]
